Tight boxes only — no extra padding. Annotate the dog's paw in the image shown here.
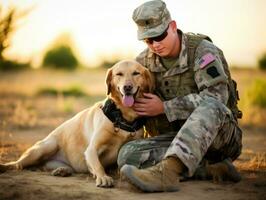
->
[95,175,114,188]
[51,167,73,177]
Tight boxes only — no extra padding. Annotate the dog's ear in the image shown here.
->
[143,68,154,93]
[105,68,113,95]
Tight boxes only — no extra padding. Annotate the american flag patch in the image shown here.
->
[199,53,216,69]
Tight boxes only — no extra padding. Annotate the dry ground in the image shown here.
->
[0,68,265,200]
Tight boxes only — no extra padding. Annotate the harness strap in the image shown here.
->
[186,32,212,66]
[101,99,146,133]
[186,33,242,120]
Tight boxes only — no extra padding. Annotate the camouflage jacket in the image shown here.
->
[136,30,229,125]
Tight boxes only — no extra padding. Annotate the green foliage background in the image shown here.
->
[247,79,266,108]
[43,45,78,70]
[258,53,266,70]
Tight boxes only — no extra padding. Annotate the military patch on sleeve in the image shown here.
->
[199,53,216,69]
[207,66,220,78]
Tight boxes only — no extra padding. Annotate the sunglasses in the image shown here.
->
[144,26,169,45]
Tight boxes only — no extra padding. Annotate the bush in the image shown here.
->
[0,60,30,71]
[99,57,122,69]
[101,60,118,69]
[43,45,78,70]
[258,53,266,70]
[37,85,87,97]
[247,79,266,108]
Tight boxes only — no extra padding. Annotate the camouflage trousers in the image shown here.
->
[117,98,242,177]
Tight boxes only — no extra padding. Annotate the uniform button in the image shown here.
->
[165,81,169,86]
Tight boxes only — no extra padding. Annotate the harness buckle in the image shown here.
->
[130,131,136,137]
[114,126,120,133]
[114,121,120,133]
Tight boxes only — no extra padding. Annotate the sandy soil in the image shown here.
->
[0,169,265,200]
[0,104,265,200]
[0,69,265,200]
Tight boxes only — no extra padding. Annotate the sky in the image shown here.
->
[1,0,266,68]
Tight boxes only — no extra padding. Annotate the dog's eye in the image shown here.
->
[132,71,140,76]
[116,72,123,76]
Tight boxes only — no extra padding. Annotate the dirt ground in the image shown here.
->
[0,69,266,200]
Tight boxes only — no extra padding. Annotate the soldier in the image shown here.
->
[118,0,242,193]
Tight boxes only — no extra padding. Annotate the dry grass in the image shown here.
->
[0,125,19,162]
[235,153,266,171]
[11,100,37,128]
[230,69,266,127]
[0,68,107,96]
[0,68,265,174]
[0,68,265,200]
[0,142,30,163]
[0,68,266,127]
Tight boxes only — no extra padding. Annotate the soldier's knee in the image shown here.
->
[117,155,126,169]
[117,140,142,169]
[117,143,131,169]
[200,97,232,117]
[117,146,128,169]
[202,97,224,109]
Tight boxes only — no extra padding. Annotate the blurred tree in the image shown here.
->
[0,5,31,70]
[43,45,78,70]
[101,59,119,69]
[0,7,14,60]
[0,60,29,71]
[247,79,266,108]
[258,53,266,70]
[42,33,79,70]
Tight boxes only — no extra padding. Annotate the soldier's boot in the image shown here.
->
[207,158,241,183]
[120,156,184,192]
[194,158,241,183]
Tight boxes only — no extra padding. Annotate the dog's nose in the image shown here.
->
[123,84,133,94]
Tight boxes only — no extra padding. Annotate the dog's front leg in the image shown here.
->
[84,146,114,187]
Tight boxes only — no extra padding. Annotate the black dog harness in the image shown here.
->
[101,99,146,134]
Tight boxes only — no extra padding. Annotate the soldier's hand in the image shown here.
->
[133,93,164,116]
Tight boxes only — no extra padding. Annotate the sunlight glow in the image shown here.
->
[1,0,266,67]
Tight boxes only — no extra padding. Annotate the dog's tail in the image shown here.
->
[0,162,21,173]
[0,164,5,173]
[0,163,9,173]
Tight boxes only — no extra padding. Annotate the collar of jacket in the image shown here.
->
[101,99,146,132]
[146,29,189,76]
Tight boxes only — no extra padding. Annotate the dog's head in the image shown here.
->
[106,60,154,108]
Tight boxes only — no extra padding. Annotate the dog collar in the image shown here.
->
[101,99,146,133]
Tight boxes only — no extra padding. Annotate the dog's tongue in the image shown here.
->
[122,95,134,107]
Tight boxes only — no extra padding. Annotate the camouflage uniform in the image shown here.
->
[118,0,242,177]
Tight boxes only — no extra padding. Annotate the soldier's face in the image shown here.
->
[145,21,180,58]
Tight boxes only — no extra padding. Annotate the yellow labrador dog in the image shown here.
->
[0,60,153,188]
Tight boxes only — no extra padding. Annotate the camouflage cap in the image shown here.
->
[132,0,172,40]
